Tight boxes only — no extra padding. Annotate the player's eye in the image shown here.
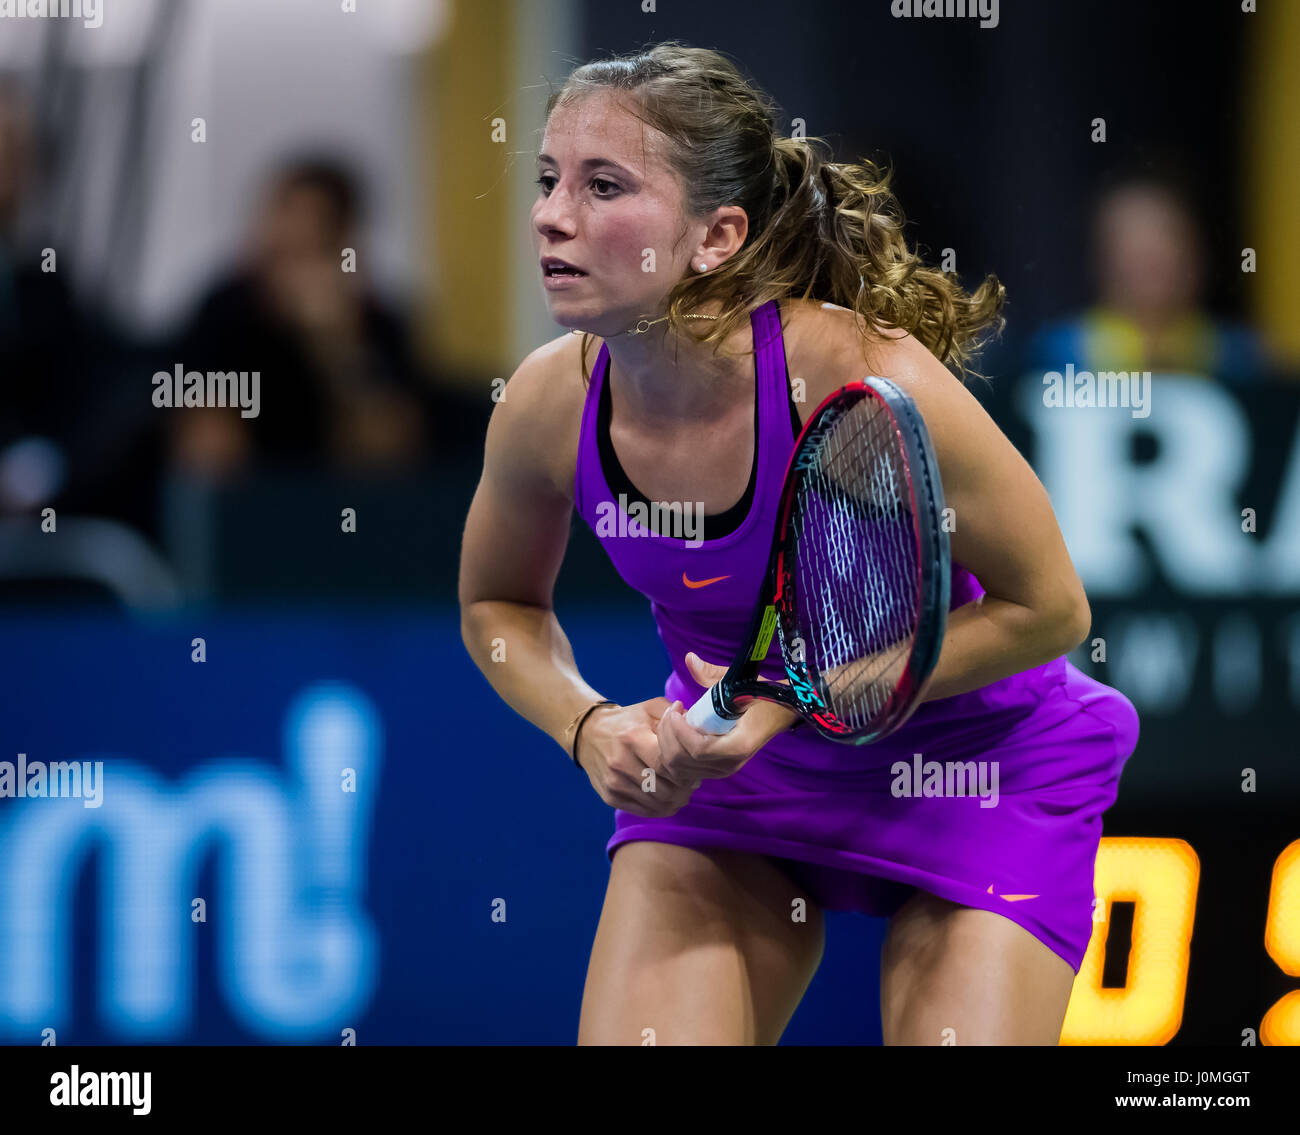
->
[534,174,619,197]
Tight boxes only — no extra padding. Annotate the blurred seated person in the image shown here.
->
[0,77,82,514]
[170,157,441,479]
[1026,170,1268,386]
[0,77,166,543]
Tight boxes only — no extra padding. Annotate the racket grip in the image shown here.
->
[685,685,740,734]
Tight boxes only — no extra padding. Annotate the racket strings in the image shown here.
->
[790,396,920,731]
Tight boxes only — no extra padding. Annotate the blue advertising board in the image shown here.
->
[0,608,889,1045]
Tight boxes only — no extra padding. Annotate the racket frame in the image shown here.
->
[699,375,951,744]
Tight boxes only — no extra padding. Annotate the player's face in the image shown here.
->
[533,90,696,334]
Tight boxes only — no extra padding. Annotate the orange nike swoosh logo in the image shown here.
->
[987,884,1039,902]
[682,572,731,589]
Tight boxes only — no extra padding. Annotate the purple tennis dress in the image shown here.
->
[572,298,1139,973]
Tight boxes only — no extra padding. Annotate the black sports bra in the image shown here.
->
[596,359,803,541]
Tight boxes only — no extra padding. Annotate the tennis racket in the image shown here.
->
[684,375,950,744]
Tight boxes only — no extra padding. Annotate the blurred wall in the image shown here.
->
[418,0,579,386]
[4,0,447,340]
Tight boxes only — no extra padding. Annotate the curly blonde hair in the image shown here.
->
[542,41,1006,387]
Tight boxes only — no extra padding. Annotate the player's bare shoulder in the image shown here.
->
[493,330,596,504]
[781,295,909,368]
[780,297,908,419]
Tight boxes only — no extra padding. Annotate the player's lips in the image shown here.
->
[541,256,588,287]
[542,271,587,290]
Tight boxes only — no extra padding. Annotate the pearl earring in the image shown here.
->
[698,262,707,272]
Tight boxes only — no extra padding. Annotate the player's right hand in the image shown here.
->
[576,698,702,818]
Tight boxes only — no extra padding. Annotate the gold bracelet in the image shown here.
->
[563,699,616,768]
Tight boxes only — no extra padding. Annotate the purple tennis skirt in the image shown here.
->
[607,655,1140,973]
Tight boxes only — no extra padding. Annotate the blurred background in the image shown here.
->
[1,0,1298,1045]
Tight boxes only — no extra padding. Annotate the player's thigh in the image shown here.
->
[879,889,1075,1046]
[578,841,825,1046]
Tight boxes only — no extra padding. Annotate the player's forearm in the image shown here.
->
[918,595,1089,703]
[460,599,608,756]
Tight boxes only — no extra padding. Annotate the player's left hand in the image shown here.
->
[653,651,801,782]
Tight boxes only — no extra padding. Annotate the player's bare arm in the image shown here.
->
[801,306,1091,701]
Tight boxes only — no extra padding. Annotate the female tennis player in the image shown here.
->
[458,42,1139,1045]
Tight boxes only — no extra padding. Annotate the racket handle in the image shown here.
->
[685,685,740,734]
